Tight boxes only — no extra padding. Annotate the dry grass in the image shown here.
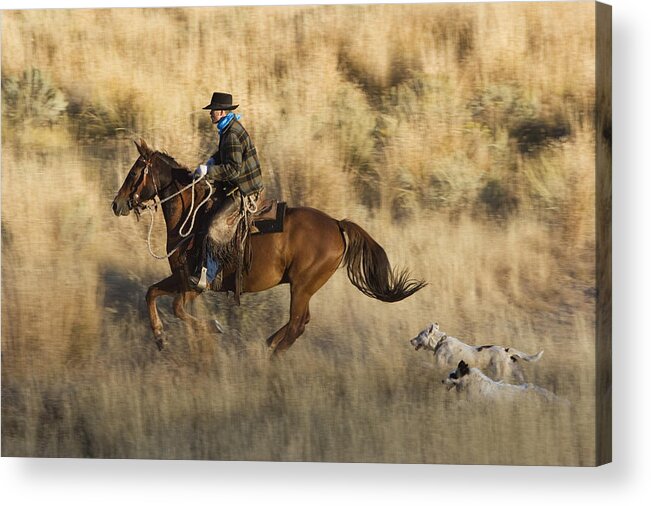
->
[2,3,599,465]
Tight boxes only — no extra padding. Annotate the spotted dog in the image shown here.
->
[443,360,566,404]
[409,322,543,383]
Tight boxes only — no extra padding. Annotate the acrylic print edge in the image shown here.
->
[595,0,612,466]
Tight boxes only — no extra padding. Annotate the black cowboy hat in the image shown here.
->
[203,92,239,111]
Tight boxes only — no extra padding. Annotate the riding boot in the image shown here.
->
[188,236,209,291]
[189,249,221,292]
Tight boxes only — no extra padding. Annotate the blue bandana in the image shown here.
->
[217,112,241,135]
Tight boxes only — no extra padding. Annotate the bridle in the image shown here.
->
[127,152,215,259]
[129,154,163,218]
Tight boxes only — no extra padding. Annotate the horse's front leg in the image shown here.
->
[146,274,182,350]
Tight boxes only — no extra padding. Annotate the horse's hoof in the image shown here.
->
[154,334,166,351]
[267,336,285,355]
[214,320,225,333]
[269,345,286,359]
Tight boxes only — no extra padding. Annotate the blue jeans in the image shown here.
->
[205,252,220,283]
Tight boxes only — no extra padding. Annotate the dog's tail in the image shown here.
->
[510,349,544,362]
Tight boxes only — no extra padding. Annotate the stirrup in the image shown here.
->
[196,266,208,290]
[189,267,208,291]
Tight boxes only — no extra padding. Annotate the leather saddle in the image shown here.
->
[250,199,286,235]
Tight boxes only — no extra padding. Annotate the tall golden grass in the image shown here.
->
[2,3,599,464]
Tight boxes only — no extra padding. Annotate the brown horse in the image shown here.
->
[111,140,426,354]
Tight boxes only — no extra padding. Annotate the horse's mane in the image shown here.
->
[155,150,189,171]
[136,139,188,176]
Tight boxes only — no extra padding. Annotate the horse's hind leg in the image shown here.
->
[275,304,311,353]
[172,290,225,334]
[266,233,342,354]
[268,262,339,355]
[172,290,201,327]
[146,274,182,350]
[265,324,288,349]
[268,289,311,354]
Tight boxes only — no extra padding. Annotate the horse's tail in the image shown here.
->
[337,219,427,303]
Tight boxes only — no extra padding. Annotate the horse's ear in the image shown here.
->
[135,138,150,157]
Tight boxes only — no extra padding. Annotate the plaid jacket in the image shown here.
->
[206,119,264,196]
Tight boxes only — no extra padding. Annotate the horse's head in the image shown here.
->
[112,139,161,216]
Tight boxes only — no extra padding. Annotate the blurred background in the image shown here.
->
[2,2,603,464]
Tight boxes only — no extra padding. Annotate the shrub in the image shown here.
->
[468,84,536,140]
[337,48,384,110]
[354,162,383,211]
[477,178,519,219]
[509,117,571,156]
[384,71,436,119]
[390,170,417,223]
[68,92,140,141]
[328,82,381,209]
[1,68,67,126]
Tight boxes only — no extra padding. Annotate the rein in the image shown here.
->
[135,155,214,260]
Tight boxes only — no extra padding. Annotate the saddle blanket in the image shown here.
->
[251,200,286,235]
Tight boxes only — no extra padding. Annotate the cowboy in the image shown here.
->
[188,92,265,291]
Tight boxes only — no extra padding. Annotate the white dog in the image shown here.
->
[409,322,543,383]
[443,360,566,404]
